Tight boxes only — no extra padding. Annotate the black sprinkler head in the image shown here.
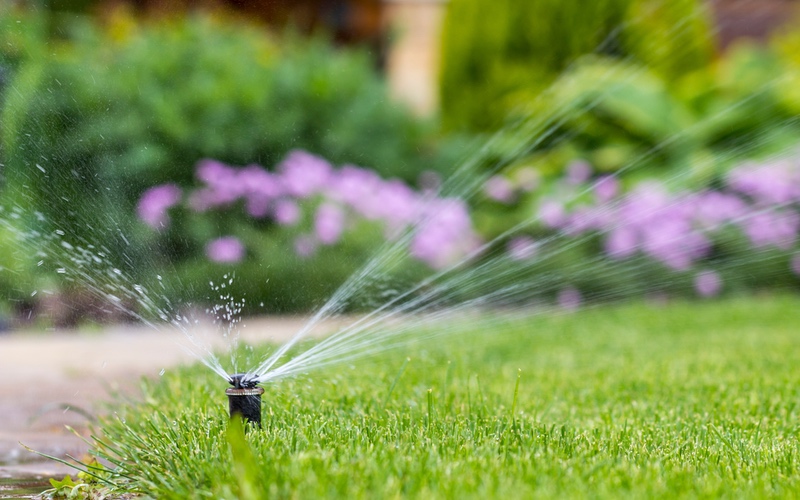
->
[229,373,259,389]
[226,373,264,428]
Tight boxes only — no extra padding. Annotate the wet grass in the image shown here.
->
[81,295,800,498]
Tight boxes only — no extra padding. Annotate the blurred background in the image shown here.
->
[2,0,800,329]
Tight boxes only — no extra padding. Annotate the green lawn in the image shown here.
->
[77,296,800,498]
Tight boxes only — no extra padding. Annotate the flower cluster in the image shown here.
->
[138,149,800,307]
[137,150,480,268]
[520,156,800,298]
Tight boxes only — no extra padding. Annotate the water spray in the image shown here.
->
[226,373,264,428]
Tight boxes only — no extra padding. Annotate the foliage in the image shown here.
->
[79,297,800,498]
[439,0,713,132]
[471,150,800,307]
[40,459,111,499]
[0,8,456,316]
[43,475,88,499]
[135,150,477,312]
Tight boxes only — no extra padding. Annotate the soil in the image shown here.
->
[0,316,327,480]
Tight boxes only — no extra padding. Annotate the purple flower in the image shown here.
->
[564,206,611,235]
[410,198,480,268]
[278,150,332,198]
[193,159,243,208]
[507,236,538,260]
[484,176,515,203]
[314,203,346,245]
[640,217,701,270]
[791,254,800,276]
[728,160,800,205]
[694,270,722,297]
[196,159,234,185]
[206,237,245,263]
[594,176,619,202]
[240,165,282,218]
[692,191,746,227]
[274,199,301,226]
[330,165,382,212]
[239,165,282,198]
[137,184,182,229]
[539,200,566,228]
[557,287,582,311]
[605,227,638,259]
[374,180,419,226]
[566,160,592,185]
[740,211,799,249]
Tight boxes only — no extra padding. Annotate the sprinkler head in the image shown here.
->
[226,373,264,428]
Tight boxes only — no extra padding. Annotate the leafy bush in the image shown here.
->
[0,10,458,315]
[489,45,800,187]
[137,150,479,312]
[439,0,713,132]
[471,152,800,308]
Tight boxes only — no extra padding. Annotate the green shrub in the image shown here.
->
[489,44,800,189]
[0,10,457,314]
[439,0,713,132]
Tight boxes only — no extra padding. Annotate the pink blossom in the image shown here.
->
[137,184,182,229]
[594,176,619,202]
[539,200,566,228]
[605,227,638,259]
[195,159,241,205]
[791,254,800,276]
[410,198,480,268]
[374,180,419,226]
[206,237,245,263]
[330,165,382,211]
[507,236,538,260]
[196,159,234,185]
[693,192,746,227]
[557,287,582,311]
[694,270,722,297]
[240,165,282,217]
[566,160,592,184]
[740,211,799,249]
[278,150,333,198]
[484,176,515,203]
[314,203,346,245]
[728,160,800,205]
[274,199,301,226]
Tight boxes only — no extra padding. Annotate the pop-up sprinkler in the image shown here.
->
[226,373,264,428]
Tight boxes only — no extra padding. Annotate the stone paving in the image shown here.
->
[0,317,320,479]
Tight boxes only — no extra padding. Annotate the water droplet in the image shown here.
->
[159,369,165,376]
[56,268,66,274]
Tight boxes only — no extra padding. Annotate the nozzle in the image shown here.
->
[226,373,264,428]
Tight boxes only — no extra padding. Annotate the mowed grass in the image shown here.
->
[89,295,800,498]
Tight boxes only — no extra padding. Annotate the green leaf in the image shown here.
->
[226,416,262,500]
[49,475,78,489]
